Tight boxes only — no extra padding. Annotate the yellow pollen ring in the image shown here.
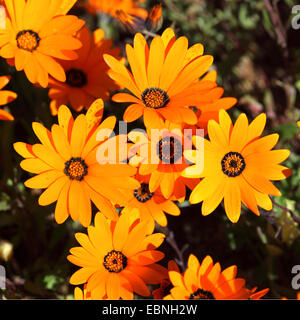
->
[64,157,88,181]
[221,152,245,177]
[103,250,127,273]
[141,88,169,109]
[16,30,40,52]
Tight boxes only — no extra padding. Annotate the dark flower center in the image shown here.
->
[66,69,87,87]
[221,152,245,177]
[189,288,215,300]
[141,87,169,109]
[157,136,183,164]
[103,250,127,273]
[64,157,88,181]
[134,183,153,202]
[16,30,40,52]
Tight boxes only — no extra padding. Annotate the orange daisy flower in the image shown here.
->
[0,0,85,88]
[0,75,17,120]
[104,28,229,128]
[183,109,292,223]
[120,174,180,227]
[68,211,168,300]
[13,100,139,227]
[87,0,147,22]
[128,120,200,201]
[48,26,122,115]
[297,121,300,136]
[164,254,268,300]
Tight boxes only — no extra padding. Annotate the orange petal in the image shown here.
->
[121,269,150,297]
[13,142,35,158]
[112,93,141,104]
[0,90,17,105]
[32,122,55,151]
[51,124,72,161]
[159,36,188,91]
[160,172,175,199]
[58,105,74,141]
[40,34,82,50]
[32,143,64,170]
[242,168,281,196]
[147,36,165,87]
[68,180,82,222]
[242,133,279,156]
[69,267,96,285]
[78,183,92,227]
[123,103,144,122]
[129,250,165,265]
[224,179,241,223]
[188,254,200,273]
[106,273,120,300]
[201,177,227,216]
[70,114,87,157]
[126,42,147,92]
[183,267,198,293]
[127,263,167,284]
[55,179,71,224]
[24,170,63,189]
[20,158,52,174]
[246,113,266,144]
[169,271,185,288]
[229,113,248,152]
[0,109,14,120]
[104,54,140,98]
[38,176,67,206]
[143,107,164,129]
[113,211,130,251]
[34,51,66,82]
[86,269,107,291]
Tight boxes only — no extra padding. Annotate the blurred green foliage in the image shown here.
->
[0,0,300,299]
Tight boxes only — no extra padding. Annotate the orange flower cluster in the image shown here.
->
[1,0,295,300]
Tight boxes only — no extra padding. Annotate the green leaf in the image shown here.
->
[238,4,259,29]
[274,122,299,140]
[43,274,64,290]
